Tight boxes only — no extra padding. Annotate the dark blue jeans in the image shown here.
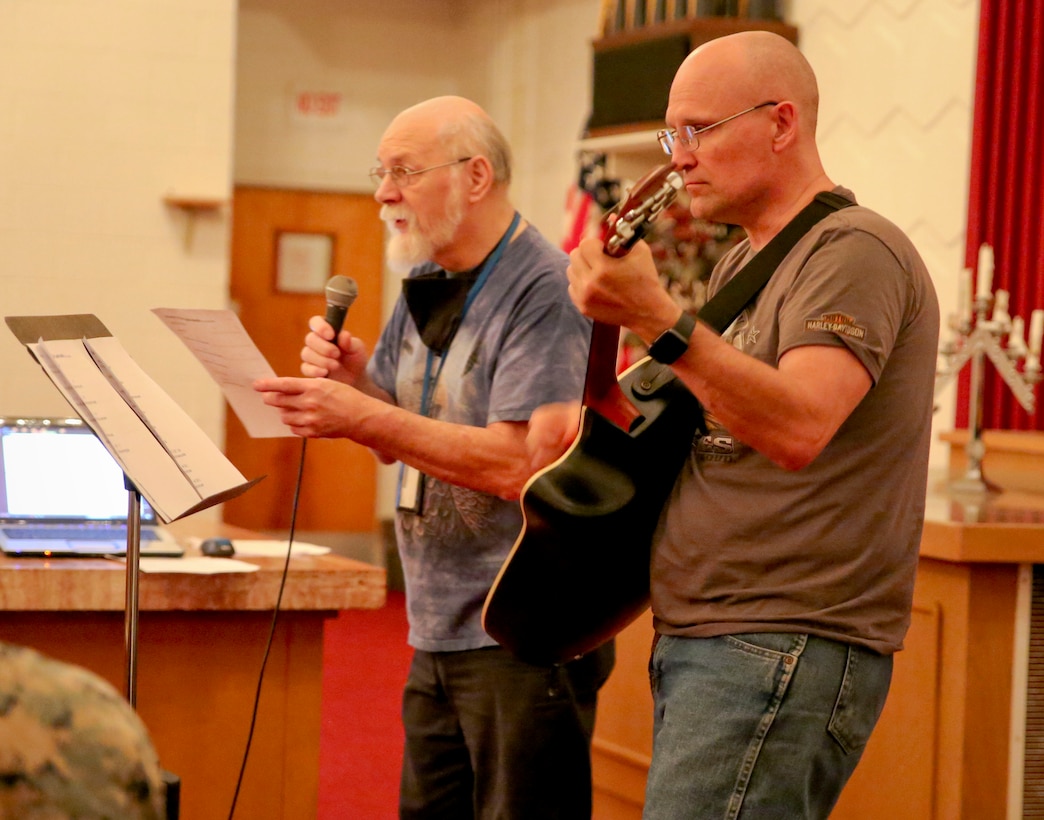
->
[399,642,614,820]
[644,633,892,819]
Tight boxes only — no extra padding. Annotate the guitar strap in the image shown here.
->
[627,190,853,405]
[696,190,854,334]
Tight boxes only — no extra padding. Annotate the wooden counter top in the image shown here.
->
[921,473,1044,563]
[0,519,385,612]
[0,519,385,819]
[940,428,1044,496]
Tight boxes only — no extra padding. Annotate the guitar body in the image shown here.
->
[482,163,693,666]
[483,358,703,665]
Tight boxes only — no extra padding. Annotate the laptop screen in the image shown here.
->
[0,417,158,524]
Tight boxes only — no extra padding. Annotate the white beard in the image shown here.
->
[381,183,467,274]
[383,219,431,274]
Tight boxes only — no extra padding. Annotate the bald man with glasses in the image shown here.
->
[256,96,613,820]
[528,31,939,819]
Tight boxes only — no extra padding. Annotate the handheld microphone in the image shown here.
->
[324,275,358,338]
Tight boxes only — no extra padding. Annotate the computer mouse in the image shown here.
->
[200,537,235,557]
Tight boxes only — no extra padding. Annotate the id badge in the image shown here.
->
[397,464,425,514]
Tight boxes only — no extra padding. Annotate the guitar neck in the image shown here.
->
[582,320,639,430]
[576,162,682,433]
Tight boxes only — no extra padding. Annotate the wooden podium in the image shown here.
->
[0,521,385,820]
[833,433,1044,819]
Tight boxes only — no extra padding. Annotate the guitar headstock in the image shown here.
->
[602,164,684,258]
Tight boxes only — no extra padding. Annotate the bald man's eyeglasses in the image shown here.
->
[369,157,472,188]
[657,102,779,156]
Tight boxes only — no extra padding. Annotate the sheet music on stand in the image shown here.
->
[4,313,265,705]
[5,314,263,522]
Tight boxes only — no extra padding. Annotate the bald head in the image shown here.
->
[386,95,513,185]
[665,32,832,243]
[672,31,820,134]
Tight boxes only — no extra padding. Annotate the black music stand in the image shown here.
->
[4,315,154,703]
[122,477,144,707]
[5,313,259,820]
[122,476,180,818]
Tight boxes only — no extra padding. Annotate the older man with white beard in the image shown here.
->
[255,96,614,820]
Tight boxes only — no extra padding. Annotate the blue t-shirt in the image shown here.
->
[367,224,592,651]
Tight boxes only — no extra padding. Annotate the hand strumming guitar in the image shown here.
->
[525,401,582,474]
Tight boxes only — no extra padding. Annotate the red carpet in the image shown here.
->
[319,590,411,819]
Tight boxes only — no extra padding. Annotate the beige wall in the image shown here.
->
[235,0,465,194]
[0,0,237,472]
[792,0,979,452]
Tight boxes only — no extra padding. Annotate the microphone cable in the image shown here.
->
[225,281,353,816]
[227,436,308,819]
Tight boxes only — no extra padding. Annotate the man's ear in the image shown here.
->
[464,156,495,201]
[771,101,799,152]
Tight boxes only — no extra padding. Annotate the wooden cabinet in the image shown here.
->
[832,550,1021,818]
[594,13,798,55]
[592,611,655,818]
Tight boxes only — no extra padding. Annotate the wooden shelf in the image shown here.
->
[580,125,661,152]
[162,195,226,212]
[594,16,798,52]
[162,194,227,249]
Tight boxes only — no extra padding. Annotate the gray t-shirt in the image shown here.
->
[368,224,591,652]
[652,189,940,654]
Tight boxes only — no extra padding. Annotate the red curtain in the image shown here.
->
[958,0,1044,430]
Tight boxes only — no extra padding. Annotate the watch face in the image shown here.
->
[650,313,694,364]
[649,329,686,363]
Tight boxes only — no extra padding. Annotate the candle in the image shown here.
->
[958,267,972,324]
[976,243,994,299]
[1009,315,1026,356]
[1030,309,1044,357]
[992,289,1010,324]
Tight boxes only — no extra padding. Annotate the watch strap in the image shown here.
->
[648,310,696,364]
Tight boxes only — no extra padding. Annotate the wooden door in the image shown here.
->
[224,186,384,532]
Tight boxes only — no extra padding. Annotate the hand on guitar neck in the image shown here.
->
[583,164,683,431]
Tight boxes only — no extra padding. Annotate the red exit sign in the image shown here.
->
[291,89,345,124]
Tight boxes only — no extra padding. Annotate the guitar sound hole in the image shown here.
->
[531,454,635,518]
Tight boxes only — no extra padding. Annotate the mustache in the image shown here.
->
[380,205,414,225]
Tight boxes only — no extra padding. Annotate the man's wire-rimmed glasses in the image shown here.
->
[369,157,472,188]
[657,102,779,156]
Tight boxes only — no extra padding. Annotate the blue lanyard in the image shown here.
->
[418,211,520,417]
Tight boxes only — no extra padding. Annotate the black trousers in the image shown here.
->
[399,642,615,820]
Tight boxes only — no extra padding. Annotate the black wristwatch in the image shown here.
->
[647,311,696,364]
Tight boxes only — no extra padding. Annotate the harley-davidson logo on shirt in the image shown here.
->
[804,312,866,340]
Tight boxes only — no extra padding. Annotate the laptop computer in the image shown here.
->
[0,417,184,557]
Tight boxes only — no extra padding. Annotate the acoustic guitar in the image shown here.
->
[482,164,705,666]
